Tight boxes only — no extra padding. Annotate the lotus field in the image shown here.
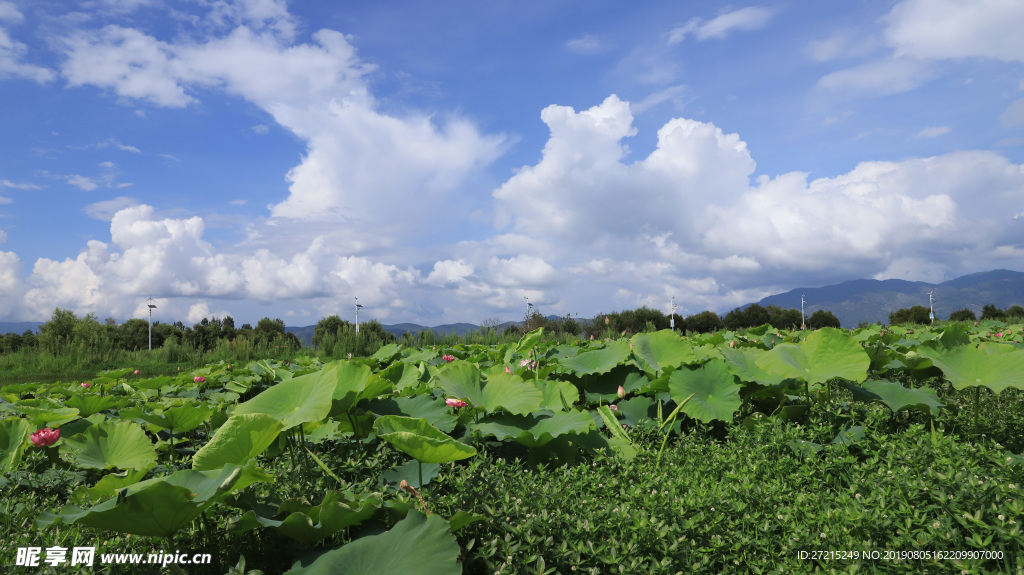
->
[2,324,1023,573]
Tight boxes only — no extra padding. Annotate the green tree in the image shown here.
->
[312,315,350,348]
[948,308,977,322]
[888,305,931,325]
[685,311,722,334]
[254,317,286,343]
[38,308,77,351]
[980,304,1005,321]
[807,309,841,329]
[1005,305,1024,320]
[765,305,802,330]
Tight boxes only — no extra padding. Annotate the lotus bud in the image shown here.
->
[617,385,625,399]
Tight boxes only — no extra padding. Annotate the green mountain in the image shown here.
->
[755,269,1024,327]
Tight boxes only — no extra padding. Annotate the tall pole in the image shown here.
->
[800,295,806,330]
[355,297,363,334]
[146,297,157,350]
[670,296,676,331]
[928,291,935,324]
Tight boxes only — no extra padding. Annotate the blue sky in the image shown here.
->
[1,0,1023,327]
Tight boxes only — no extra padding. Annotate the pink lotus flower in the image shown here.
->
[617,385,626,399]
[995,332,1004,338]
[445,398,468,408]
[609,404,618,411]
[519,359,536,369]
[194,376,206,383]
[81,382,90,388]
[133,369,140,375]
[442,354,455,362]
[505,366,512,374]
[30,428,60,447]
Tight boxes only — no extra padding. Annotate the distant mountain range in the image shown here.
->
[753,269,1024,327]
[3,269,1021,337]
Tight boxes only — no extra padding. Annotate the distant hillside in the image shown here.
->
[755,269,1024,327]
[0,321,42,335]
[284,316,569,345]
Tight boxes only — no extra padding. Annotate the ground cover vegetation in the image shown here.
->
[1,319,1023,573]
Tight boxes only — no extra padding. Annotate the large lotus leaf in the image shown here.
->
[583,368,649,403]
[10,399,80,428]
[917,344,1024,392]
[366,396,456,433]
[479,372,543,414]
[38,463,267,537]
[469,410,595,448]
[756,327,870,385]
[228,491,383,545]
[630,330,697,375]
[73,468,149,504]
[373,416,476,463]
[516,327,544,354]
[534,380,580,412]
[433,363,542,414]
[59,420,157,471]
[719,347,784,386]
[379,362,423,391]
[234,369,335,430]
[137,403,215,433]
[325,362,394,414]
[284,511,460,575]
[843,380,943,416]
[668,359,742,424]
[613,396,658,427]
[371,343,402,363]
[192,413,283,470]
[0,418,30,473]
[382,460,441,490]
[557,341,631,376]
[63,395,125,418]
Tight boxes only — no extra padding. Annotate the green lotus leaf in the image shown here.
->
[533,379,580,412]
[516,327,544,354]
[469,410,595,448]
[38,463,268,537]
[557,341,631,376]
[228,491,383,545]
[325,362,394,415]
[832,425,866,446]
[382,460,441,490]
[433,363,542,415]
[234,369,336,430]
[630,330,697,375]
[379,362,423,391]
[583,368,648,403]
[284,511,460,575]
[137,403,215,433]
[373,416,476,463]
[917,344,1024,393]
[756,327,870,385]
[0,418,31,473]
[668,359,742,424]
[63,395,125,418]
[59,420,157,471]
[10,399,80,428]
[843,380,943,416]
[192,413,283,470]
[371,343,402,363]
[74,468,149,504]
[719,347,784,386]
[366,396,456,433]
[613,396,658,427]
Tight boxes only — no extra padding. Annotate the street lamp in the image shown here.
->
[800,295,806,330]
[928,291,936,324]
[354,297,363,334]
[146,297,157,350]
[670,296,676,331]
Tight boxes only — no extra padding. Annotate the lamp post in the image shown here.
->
[354,297,363,334]
[670,296,676,331]
[800,295,806,330]
[928,291,935,324]
[146,297,157,350]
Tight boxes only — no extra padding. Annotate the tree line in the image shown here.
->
[889,303,1024,325]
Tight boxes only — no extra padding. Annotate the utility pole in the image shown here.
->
[670,296,676,331]
[928,291,935,324]
[801,295,806,330]
[146,297,157,350]
[354,297,363,334]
